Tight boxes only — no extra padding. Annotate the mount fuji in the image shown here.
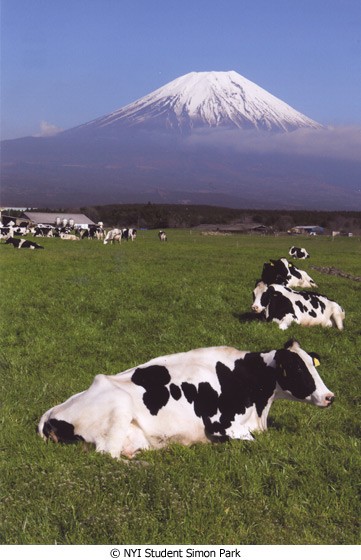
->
[1,71,359,209]
[69,71,321,135]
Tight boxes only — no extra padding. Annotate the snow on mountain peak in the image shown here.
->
[78,70,322,134]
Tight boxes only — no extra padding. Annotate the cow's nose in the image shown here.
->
[252,305,260,313]
[325,394,335,406]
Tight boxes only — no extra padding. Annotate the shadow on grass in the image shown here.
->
[233,311,267,323]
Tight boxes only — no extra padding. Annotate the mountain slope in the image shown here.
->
[68,71,321,135]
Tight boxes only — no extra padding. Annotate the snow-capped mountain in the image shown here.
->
[2,70,358,210]
[72,71,321,135]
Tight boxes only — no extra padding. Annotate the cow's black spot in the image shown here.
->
[215,354,277,432]
[289,263,302,279]
[132,365,171,415]
[43,419,84,444]
[181,381,218,419]
[275,349,316,399]
[308,309,317,317]
[266,290,296,321]
[170,383,182,400]
[295,300,307,313]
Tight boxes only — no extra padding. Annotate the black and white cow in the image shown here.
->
[80,223,105,240]
[32,226,54,238]
[5,237,44,250]
[122,228,137,241]
[158,231,167,242]
[252,281,344,330]
[0,226,13,240]
[261,258,317,289]
[103,228,123,244]
[38,339,334,459]
[289,246,310,259]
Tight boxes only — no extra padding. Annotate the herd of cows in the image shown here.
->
[34,236,345,460]
[0,221,171,249]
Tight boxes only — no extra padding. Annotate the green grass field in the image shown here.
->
[0,230,360,545]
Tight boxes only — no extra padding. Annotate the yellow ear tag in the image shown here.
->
[270,262,275,266]
[313,358,320,367]
[282,368,287,377]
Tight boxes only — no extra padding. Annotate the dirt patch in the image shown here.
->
[310,265,361,282]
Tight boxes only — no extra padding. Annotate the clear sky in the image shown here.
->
[1,0,361,140]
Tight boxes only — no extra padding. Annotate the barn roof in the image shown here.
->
[23,212,95,225]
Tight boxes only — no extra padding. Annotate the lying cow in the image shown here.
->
[261,258,317,289]
[5,237,44,250]
[158,231,167,242]
[59,233,79,240]
[252,281,344,330]
[38,339,334,460]
[289,246,310,259]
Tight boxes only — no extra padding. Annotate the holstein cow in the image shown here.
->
[122,228,137,241]
[261,258,317,289]
[38,339,334,460]
[158,230,167,242]
[289,246,310,259]
[59,233,79,241]
[5,237,44,249]
[252,281,345,330]
[103,228,123,244]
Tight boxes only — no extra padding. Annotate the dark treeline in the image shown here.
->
[79,204,361,233]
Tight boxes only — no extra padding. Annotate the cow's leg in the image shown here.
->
[277,315,294,330]
[332,313,344,330]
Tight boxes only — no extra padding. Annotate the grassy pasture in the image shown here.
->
[0,230,360,545]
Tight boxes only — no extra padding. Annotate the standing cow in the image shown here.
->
[289,246,310,259]
[158,231,167,242]
[38,339,334,460]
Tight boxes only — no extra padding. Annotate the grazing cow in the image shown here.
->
[59,233,79,240]
[289,246,310,259]
[252,281,345,330]
[12,226,30,236]
[5,237,44,250]
[38,339,334,460]
[122,228,137,241]
[80,224,105,240]
[0,226,13,240]
[261,258,317,289]
[103,228,123,244]
[32,226,54,238]
[158,231,167,242]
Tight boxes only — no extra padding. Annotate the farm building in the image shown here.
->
[23,212,95,229]
[288,225,324,235]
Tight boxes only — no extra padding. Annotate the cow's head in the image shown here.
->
[252,281,271,313]
[274,339,334,408]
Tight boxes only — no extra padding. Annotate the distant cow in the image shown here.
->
[5,237,44,250]
[33,226,54,238]
[103,229,123,244]
[122,228,137,241]
[289,246,310,259]
[0,226,13,240]
[261,258,317,289]
[158,231,167,242]
[252,281,344,330]
[38,339,334,460]
[80,224,105,240]
[59,233,79,241]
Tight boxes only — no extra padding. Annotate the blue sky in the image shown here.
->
[1,0,361,139]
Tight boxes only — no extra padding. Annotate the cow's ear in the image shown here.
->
[309,352,321,367]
